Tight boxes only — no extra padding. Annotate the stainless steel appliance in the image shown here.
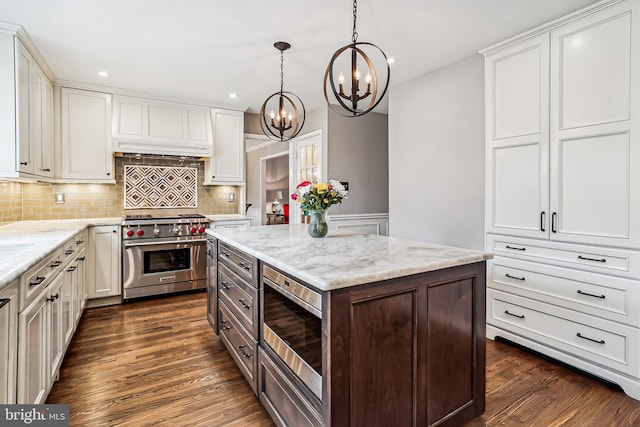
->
[121,214,209,300]
[261,265,323,400]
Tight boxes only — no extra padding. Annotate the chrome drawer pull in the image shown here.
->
[505,273,525,281]
[576,333,605,345]
[238,345,252,358]
[577,289,605,299]
[505,245,526,251]
[578,255,606,263]
[29,276,46,286]
[238,298,251,309]
[220,282,231,290]
[504,310,524,319]
[220,320,231,331]
[237,261,251,271]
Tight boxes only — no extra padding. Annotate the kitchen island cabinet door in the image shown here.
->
[0,281,18,404]
[327,262,486,427]
[60,88,114,182]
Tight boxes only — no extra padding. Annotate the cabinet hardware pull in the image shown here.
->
[504,310,525,319]
[551,212,557,233]
[77,256,86,261]
[578,255,606,263]
[29,276,46,286]
[0,298,9,309]
[238,298,251,309]
[65,249,74,255]
[40,168,51,172]
[576,333,605,345]
[505,273,525,281]
[540,211,546,232]
[106,172,111,176]
[50,260,62,268]
[221,282,231,290]
[505,245,526,251]
[284,280,290,286]
[20,161,28,166]
[76,240,84,244]
[220,320,231,330]
[238,345,252,358]
[46,293,59,302]
[577,289,605,299]
[67,266,77,272]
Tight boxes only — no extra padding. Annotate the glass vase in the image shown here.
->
[307,209,329,238]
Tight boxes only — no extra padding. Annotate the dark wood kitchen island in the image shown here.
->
[206,225,492,427]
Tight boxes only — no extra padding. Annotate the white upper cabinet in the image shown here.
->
[205,108,245,185]
[112,95,213,157]
[0,35,54,180]
[485,34,550,239]
[59,88,114,182]
[549,2,640,248]
[484,0,640,249]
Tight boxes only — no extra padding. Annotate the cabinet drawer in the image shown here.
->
[487,234,640,279]
[489,257,640,327]
[218,263,258,337]
[218,242,257,286]
[73,231,87,249]
[20,248,64,311]
[258,347,324,427]
[488,289,640,378]
[219,300,257,393]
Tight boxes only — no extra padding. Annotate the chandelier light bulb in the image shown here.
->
[338,72,345,85]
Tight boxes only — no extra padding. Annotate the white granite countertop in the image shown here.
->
[207,225,492,291]
[0,218,121,290]
[205,214,252,222]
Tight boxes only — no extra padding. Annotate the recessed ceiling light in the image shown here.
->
[387,57,396,65]
[229,93,239,99]
[97,70,110,78]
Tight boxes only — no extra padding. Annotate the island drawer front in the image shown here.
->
[218,263,258,337]
[219,300,257,393]
[20,248,65,311]
[218,242,258,286]
[257,347,324,427]
[73,231,87,250]
[488,257,640,327]
[486,234,640,279]
[488,289,640,378]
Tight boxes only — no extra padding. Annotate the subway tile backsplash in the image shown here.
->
[0,156,239,224]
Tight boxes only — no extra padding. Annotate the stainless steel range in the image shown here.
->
[121,214,210,300]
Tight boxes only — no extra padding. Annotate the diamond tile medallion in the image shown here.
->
[124,165,197,209]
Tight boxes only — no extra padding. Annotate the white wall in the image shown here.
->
[388,54,485,250]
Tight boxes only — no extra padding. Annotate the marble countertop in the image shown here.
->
[207,225,492,291]
[0,218,121,291]
[206,214,252,222]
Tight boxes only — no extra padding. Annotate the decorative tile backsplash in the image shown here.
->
[124,165,197,209]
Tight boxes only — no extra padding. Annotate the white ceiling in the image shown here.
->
[0,0,600,113]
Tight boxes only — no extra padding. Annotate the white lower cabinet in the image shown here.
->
[0,281,18,404]
[47,275,64,388]
[17,287,48,404]
[88,225,120,300]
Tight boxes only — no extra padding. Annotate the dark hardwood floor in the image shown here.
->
[47,292,640,426]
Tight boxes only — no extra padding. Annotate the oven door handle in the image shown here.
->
[123,240,202,248]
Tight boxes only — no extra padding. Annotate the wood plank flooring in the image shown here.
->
[47,292,640,426]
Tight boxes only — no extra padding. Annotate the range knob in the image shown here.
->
[199,226,206,233]
[137,229,144,236]
[172,225,180,235]
[153,228,161,236]
[126,229,134,237]
[190,226,198,234]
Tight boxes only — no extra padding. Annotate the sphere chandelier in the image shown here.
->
[260,42,306,142]
[323,0,390,117]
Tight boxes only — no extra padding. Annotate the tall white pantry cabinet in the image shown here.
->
[482,0,640,399]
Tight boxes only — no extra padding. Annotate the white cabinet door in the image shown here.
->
[15,39,34,175]
[35,70,53,178]
[60,88,114,181]
[549,2,640,249]
[0,282,18,404]
[206,108,245,184]
[72,247,86,325]
[47,274,64,387]
[485,34,550,239]
[88,226,121,299]
[17,292,48,404]
[60,260,74,348]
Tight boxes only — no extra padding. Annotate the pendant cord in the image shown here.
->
[280,50,284,93]
[352,0,358,44]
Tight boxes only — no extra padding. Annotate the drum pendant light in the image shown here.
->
[260,42,306,142]
[323,0,390,117]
